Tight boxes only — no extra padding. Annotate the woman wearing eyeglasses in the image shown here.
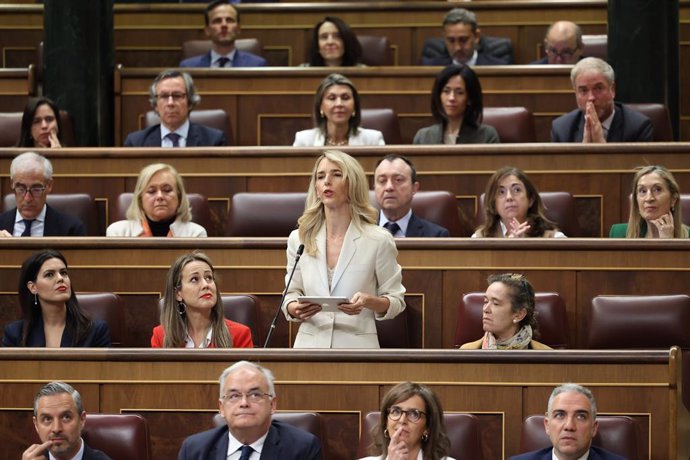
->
[359,381,455,460]
[16,97,64,148]
[460,273,550,350]
[609,165,689,238]
[151,252,253,348]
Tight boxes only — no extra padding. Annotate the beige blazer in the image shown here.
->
[281,222,405,348]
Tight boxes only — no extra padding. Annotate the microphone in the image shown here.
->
[264,243,304,348]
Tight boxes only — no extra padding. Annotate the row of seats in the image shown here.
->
[48,409,642,460]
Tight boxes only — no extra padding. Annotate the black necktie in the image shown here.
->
[166,132,181,147]
[384,221,400,236]
[238,445,253,460]
[21,219,34,237]
[217,57,230,68]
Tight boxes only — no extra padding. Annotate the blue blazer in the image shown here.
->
[179,50,267,68]
[509,446,627,460]
[551,102,653,143]
[2,317,111,347]
[405,213,450,237]
[178,420,322,460]
[124,123,226,147]
[0,205,86,237]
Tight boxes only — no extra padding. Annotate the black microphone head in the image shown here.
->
[297,244,305,256]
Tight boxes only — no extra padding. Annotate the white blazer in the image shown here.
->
[293,127,386,146]
[106,219,207,237]
[281,222,405,348]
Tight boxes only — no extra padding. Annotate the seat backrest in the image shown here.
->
[475,191,581,237]
[157,294,259,345]
[83,413,152,460]
[76,292,124,347]
[181,38,262,60]
[357,35,393,66]
[454,292,569,348]
[227,192,306,237]
[361,108,402,144]
[3,193,99,236]
[375,307,411,348]
[483,107,536,143]
[520,415,639,460]
[144,109,232,144]
[582,34,608,60]
[626,103,673,141]
[587,294,690,349]
[112,192,214,236]
[357,412,483,460]
[0,110,77,147]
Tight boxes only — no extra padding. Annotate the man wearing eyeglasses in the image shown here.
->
[0,152,86,237]
[531,21,584,65]
[123,69,227,147]
[178,361,322,459]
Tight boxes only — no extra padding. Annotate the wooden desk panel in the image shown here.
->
[0,67,35,113]
[0,348,685,460]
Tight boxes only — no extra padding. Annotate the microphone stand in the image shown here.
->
[264,244,304,348]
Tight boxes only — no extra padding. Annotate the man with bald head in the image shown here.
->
[532,21,584,65]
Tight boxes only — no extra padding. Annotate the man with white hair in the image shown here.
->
[551,57,653,143]
[0,152,86,237]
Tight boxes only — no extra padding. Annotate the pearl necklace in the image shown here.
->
[326,137,348,146]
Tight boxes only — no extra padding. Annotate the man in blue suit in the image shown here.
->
[124,69,226,147]
[178,361,322,460]
[374,154,450,237]
[180,0,267,68]
[509,383,627,460]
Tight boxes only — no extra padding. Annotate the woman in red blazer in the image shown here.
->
[151,252,253,348]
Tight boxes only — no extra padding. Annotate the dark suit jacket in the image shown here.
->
[0,205,86,236]
[551,102,653,143]
[179,50,267,68]
[421,51,507,66]
[420,36,513,66]
[84,443,113,460]
[406,213,450,237]
[178,420,322,460]
[509,445,627,460]
[123,123,226,147]
[2,317,111,347]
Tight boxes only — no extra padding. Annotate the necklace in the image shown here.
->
[326,137,348,146]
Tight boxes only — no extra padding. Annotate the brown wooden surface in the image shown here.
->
[1,238,690,352]
[0,348,686,460]
[2,144,690,238]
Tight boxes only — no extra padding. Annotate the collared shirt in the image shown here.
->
[13,204,47,237]
[226,430,268,459]
[160,119,190,147]
[600,107,616,140]
[211,49,238,68]
[49,437,85,460]
[184,326,213,348]
[551,448,589,460]
[379,209,413,237]
[454,49,478,66]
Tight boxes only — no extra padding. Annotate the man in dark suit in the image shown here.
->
[124,69,226,147]
[178,361,322,460]
[0,152,86,238]
[551,57,653,143]
[374,154,449,237]
[531,21,584,65]
[421,8,512,66]
[179,0,267,68]
[24,381,111,460]
[509,383,626,460]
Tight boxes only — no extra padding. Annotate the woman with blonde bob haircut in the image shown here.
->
[107,163,207,237]
[152,251,253,348]
[610,165,689,238]
[281,150,406,348]
[359,381,454,460]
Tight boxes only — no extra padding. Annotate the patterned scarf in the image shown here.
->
[481,325,533,350]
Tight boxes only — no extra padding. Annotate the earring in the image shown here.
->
[513,319,518,323]
[351,111,356,118]
[422,432,429,442]
[177,301,187,316]
[34,294,38,306]
[383,428,389,439]
[320,110,325,118]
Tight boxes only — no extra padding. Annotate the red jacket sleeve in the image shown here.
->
[226,319,254,348]
[151,325,164,348]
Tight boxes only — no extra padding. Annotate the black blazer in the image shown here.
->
[0,205,86,236]
[123,122,227,147]
[2,317,111,347]
[551,102,654,142]
[406,213,450,237]
[178,420,322,460]
[509,445,626,460]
